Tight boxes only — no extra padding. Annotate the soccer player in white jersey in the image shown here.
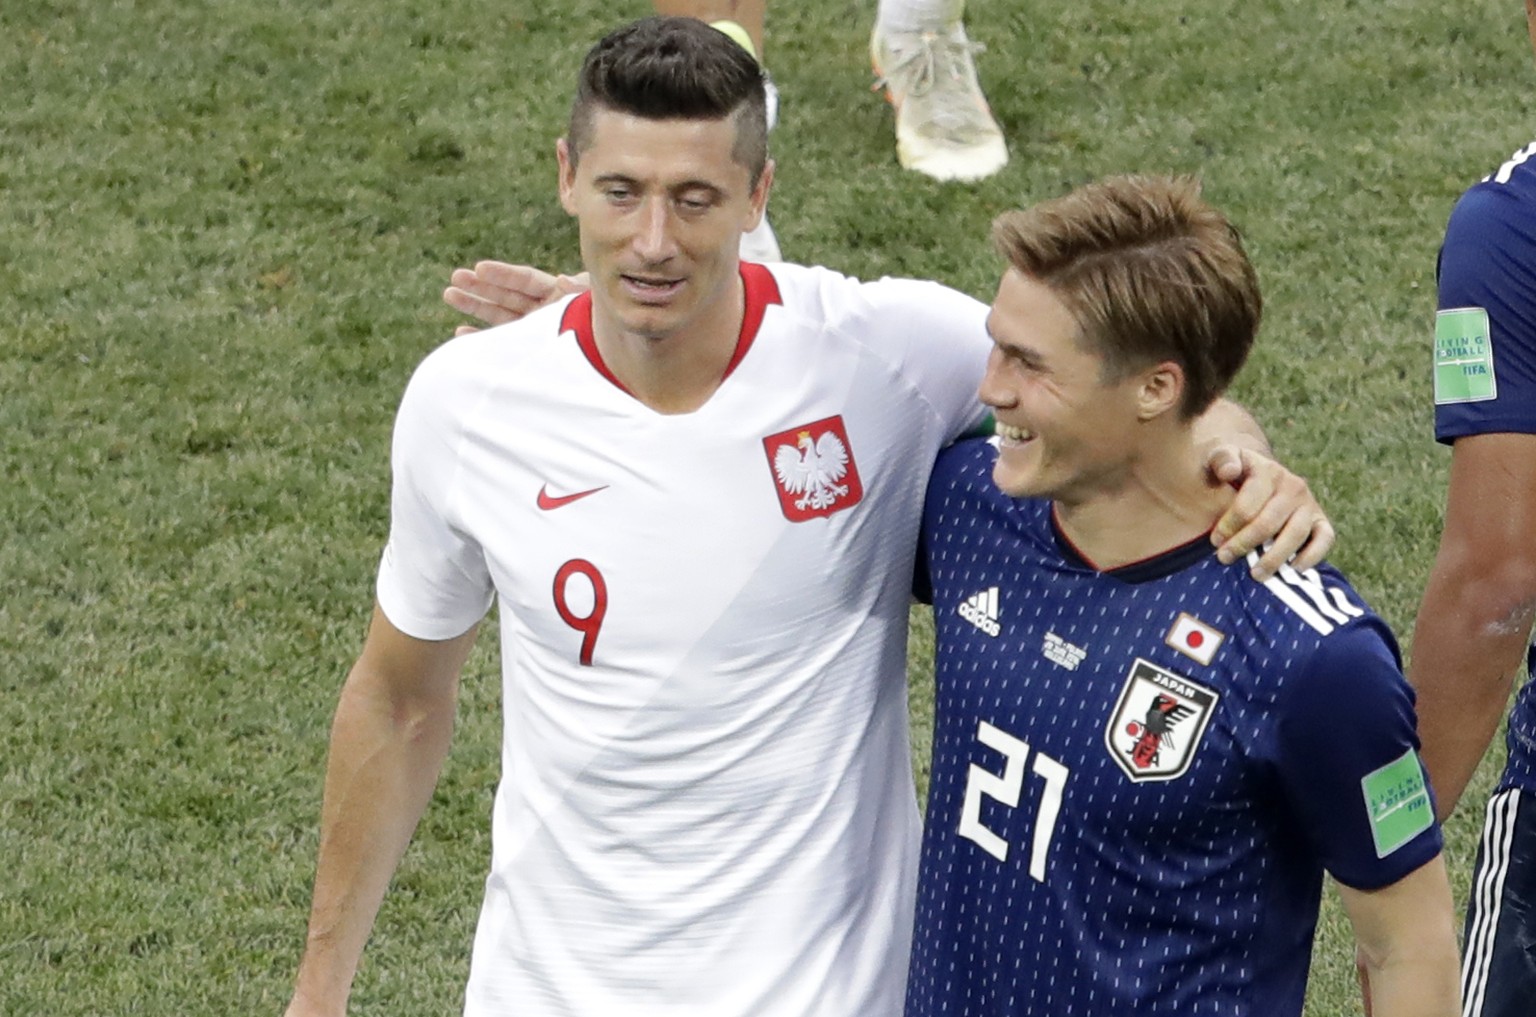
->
[283,19,1331,1017]
[908,176,1460,1017]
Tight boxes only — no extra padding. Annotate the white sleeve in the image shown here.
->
[374,349,494,640]
[856,276,991,441]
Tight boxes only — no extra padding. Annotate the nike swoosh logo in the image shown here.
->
[537,484,608,510]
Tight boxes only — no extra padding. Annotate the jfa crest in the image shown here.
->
[1104,658,1219,782]
[763,415,864,522]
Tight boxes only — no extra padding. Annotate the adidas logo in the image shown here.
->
[958,587,1001,637]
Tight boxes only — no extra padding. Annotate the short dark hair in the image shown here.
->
[566,17,769,184]
[991,175,1261,419]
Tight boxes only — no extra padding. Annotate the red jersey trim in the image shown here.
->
[1049,503,1217,581]
[559,263,784,397]
[561,291,632,395]
[725,262,782,379]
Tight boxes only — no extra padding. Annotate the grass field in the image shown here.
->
[3,0,1530,1013]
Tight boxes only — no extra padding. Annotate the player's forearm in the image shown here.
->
[1410,567,1531,820]
[290,663,458,1013]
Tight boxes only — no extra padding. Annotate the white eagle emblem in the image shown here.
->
[773,429,851,512]
[762,415,864,521]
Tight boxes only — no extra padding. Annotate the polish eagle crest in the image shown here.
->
[774,429,851,511]
[761,415,865,522]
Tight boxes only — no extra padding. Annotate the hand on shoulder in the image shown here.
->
[443,261,590,335]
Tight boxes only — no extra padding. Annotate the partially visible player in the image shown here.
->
[1410,5,1536,1015]
[907,175,1460,1017]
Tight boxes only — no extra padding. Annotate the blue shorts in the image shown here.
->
[1461,788,1536,1017]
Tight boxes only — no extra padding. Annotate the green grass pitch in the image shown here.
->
[2,0,1528,1012]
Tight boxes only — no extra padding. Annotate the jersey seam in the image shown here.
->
[827,311,964,440]
[425,342,503,598]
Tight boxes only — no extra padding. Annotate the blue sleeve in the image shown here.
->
[1435,178,1536,442]
[1273,618,1443,890]
[914,442,976,606]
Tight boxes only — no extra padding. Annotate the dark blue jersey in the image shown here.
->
[1435,141,1536,796]
[907,440,1442,1017]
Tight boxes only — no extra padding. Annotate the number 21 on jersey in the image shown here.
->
[959,720,1069,882]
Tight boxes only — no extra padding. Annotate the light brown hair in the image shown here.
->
[991,175,1261,418]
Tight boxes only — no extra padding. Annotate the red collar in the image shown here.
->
[559,262,784,396]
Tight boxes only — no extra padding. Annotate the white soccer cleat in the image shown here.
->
[871,22,1008,182]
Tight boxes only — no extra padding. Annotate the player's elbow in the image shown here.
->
[1356,918,1462,1016]
[1355,906,1460,974]
[1423,540,1536,642]
[336,657,457,750]
[1344,859,1462,1013]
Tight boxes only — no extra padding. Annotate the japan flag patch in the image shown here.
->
[763,415,864,521]
[1165,612,1225,666]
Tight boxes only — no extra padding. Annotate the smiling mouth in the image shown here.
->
[996,421,1035,446]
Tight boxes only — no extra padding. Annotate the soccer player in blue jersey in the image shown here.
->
[1410,6,1536,1015]
[908,176,1461,1017]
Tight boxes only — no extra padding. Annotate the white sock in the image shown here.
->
[875,0,964,35]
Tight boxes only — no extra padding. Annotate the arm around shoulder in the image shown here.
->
[1410,431,1536,819]
[285,605,477,1017]
[1194,398,1335,577]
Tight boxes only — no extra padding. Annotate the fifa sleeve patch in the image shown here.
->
[1434,307,1496,404]
[1360,749,1434,858]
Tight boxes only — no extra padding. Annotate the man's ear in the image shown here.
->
[1136,361,1185,421]
[745,157,775,230]
[556,137,578,216]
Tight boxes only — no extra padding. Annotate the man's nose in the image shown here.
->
[632,197,679,262]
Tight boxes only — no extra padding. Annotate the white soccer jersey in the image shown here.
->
[376,262,990,1017]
